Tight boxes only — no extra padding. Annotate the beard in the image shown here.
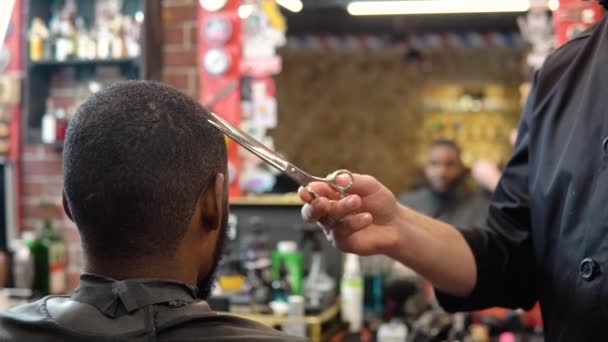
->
[195,202,230,299]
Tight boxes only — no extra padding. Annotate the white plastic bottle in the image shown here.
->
[340,253,363,333]
[41,100,56,144]
[377,319,408,342]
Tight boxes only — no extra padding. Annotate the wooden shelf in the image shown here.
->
[230,193,303,206]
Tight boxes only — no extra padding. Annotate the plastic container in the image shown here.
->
[341,253,363,333]
[272,241,303,295]
[377,319,408,342]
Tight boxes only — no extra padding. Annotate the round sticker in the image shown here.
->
[203,48,231,75]
[204,16,232,45]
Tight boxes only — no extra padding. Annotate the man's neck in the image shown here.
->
[84,257,198,286]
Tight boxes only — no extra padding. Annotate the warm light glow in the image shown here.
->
[238,4,254,18]
[548,0,560,11]
[277,0,303,13]
[347,0,531,16]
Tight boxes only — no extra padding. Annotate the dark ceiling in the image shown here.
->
[281,2,522,35]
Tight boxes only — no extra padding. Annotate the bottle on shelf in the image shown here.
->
[272,241,303,296]
[377,319,409,342]
[11,235,35,290]
[44,220,67,295]
[41,99,57,144]
[75,17,90,60]
[283,295,307,337]
[28,18,49,61]
[55,108,68,143]
[110,17,126,59]
[25,229,49,296]
[97,24,112,59]
[341,253,364,333]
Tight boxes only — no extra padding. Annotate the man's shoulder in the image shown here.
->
[398,188,431,205]
[536,16,604,95]
[0,297,51,321]
[0,297,309,342]
[168,310,309,341]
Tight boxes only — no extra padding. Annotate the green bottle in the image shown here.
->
[25,221,52,296]
[272,241,303,296]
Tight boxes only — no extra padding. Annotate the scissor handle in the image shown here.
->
[325,169,354,195]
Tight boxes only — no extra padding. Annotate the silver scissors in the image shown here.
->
[207,112,354,198]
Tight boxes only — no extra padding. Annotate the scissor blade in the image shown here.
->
[208,113,289,173]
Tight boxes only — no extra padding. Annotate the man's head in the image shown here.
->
[424,139,465,194]
[62,81,228,298]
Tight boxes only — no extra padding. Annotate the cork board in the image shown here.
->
[272,48,525,193]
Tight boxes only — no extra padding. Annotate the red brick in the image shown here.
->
[186,23,198,46]
[23,144,62,162]
[163,70,191,91]
[24,145,42,154]
[22,203,65,220]
[163,0,196,6]
[23,182,43,196]
[23,160,63,176]
[162,4,197,23]
[164,25,186,46]
[163,49,197,66]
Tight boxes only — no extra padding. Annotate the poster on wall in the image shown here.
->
[198,0,242,197]
[553,0,604,47]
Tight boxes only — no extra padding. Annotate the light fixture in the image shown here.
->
[238,4,254,18]
[347,0,531,16]
[277,0,303,13]
[548,0,560,11]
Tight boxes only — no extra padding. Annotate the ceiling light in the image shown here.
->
[277,0,303,13]
[347,0,531,16]
[238,4,254,18]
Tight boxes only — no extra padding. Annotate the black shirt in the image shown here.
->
[436,14,608,341]
[0,273,309,341]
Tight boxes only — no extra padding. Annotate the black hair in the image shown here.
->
[600,0,608,10]
[63,81,227,260]
[430,139,462,157]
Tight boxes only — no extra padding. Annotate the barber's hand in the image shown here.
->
[471,160,501,192]
[299,174,401,256]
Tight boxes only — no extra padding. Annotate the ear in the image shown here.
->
[200,173,226,231]
[62,191,74,222]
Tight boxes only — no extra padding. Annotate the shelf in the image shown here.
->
[28,57,140,68]
[230,193,303,206]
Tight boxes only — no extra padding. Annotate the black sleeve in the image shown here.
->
[435,78,538,312]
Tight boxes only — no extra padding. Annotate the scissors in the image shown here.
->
[207,112,354,198]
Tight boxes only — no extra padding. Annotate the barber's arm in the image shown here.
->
[300,81,537,310]
[300,176,477,296]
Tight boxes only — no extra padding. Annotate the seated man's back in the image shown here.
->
[0,81,307,341]
[0,274,303,341]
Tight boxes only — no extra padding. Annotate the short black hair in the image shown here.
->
[430,139,461,157]
[63,81,227,260]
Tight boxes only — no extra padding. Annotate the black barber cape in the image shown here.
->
[435,14,608,341]
[0,273,308,341]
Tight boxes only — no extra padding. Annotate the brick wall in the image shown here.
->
[21,0,199,290]
[161,0,198,97]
